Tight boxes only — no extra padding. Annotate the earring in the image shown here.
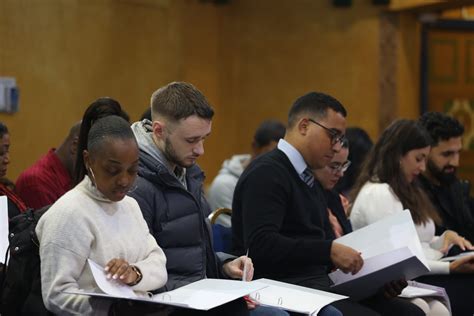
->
[88,166,97,186]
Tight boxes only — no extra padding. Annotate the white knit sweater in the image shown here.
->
[36,176,167,315]
[350,181,450,275]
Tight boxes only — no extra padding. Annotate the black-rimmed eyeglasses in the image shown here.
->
[307,118,347,146]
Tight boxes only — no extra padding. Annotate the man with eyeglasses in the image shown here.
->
[231,92,424,316]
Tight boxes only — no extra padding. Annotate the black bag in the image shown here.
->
[0,205,52,316]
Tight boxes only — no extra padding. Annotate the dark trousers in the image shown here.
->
[416,274,474,316]
[280,275,424,316]
[170,297,249,316]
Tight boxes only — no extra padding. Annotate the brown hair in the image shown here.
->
[349,119,440,225]
[151,82,214,122]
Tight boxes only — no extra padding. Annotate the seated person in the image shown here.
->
[315,139,449,316]
[0,122,27,219]
[350,119,474,316]
[207,119,285,210]
[418,112,474,244]
[16,121,81,209]
[36,99,167,315]
[130,82,290,316]
[334,127,373,197]
[232,91,424,316]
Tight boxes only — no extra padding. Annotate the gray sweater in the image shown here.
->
[36,176,167,315]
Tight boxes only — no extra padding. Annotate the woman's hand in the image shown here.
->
[440,230,474,254]
[105,258,138,285]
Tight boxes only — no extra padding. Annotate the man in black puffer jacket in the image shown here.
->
[129,82,272,316]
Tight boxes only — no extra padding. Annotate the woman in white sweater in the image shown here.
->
[350,119,474,316]
[36,100,167,315]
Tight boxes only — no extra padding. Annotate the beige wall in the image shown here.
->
[0,0,421,184]
[215,1,382,161]
[0,0,220,181]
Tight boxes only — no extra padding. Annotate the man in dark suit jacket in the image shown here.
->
[232,92,424,316]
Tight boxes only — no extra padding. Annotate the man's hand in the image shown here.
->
[222,256,254,281]
[330,242,363,275]
[450,254,474,273]
[381,279,408,299]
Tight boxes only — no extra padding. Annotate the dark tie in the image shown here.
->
[301,167,315,188]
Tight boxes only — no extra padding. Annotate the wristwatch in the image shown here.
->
[128,265,143,286]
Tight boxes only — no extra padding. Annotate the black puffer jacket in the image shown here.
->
[129,149,223,291]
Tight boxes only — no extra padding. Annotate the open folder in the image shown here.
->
[250,278,347,315]
[329,211,430,300]
[66,260,266,311]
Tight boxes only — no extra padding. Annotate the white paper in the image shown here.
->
[151,279,265,310]
[249,278,347,315]
[0,196,9,264]
[439,251,474,262]
[399,285,437,298]
[67,260,267,311]
[329,211,430,299]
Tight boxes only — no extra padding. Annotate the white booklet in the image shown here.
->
[329,211,430,300]
[249,278,347,315]
[0,196,8,264]
[66,259,267,311]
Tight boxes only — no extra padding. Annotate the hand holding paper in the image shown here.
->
[382,279,407,299]
[328,211,430,300]
[88,259,136,298]
[330,242,364,275]
[104,258,138,285]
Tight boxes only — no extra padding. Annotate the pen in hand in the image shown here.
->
[242,249,249,282]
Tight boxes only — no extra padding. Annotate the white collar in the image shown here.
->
[277,139,309,176]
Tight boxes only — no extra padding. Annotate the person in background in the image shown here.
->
[314,140,352,239]
[0,122,27,219]
[15,122,81,209]
[73,97,130,185]
[36,99,167,315]
[350,119,474,316]
[315,139,448,316]
[418,112,474,244]
[141,107,152,121]
[334,127,373,197]
[207,119,286,210]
